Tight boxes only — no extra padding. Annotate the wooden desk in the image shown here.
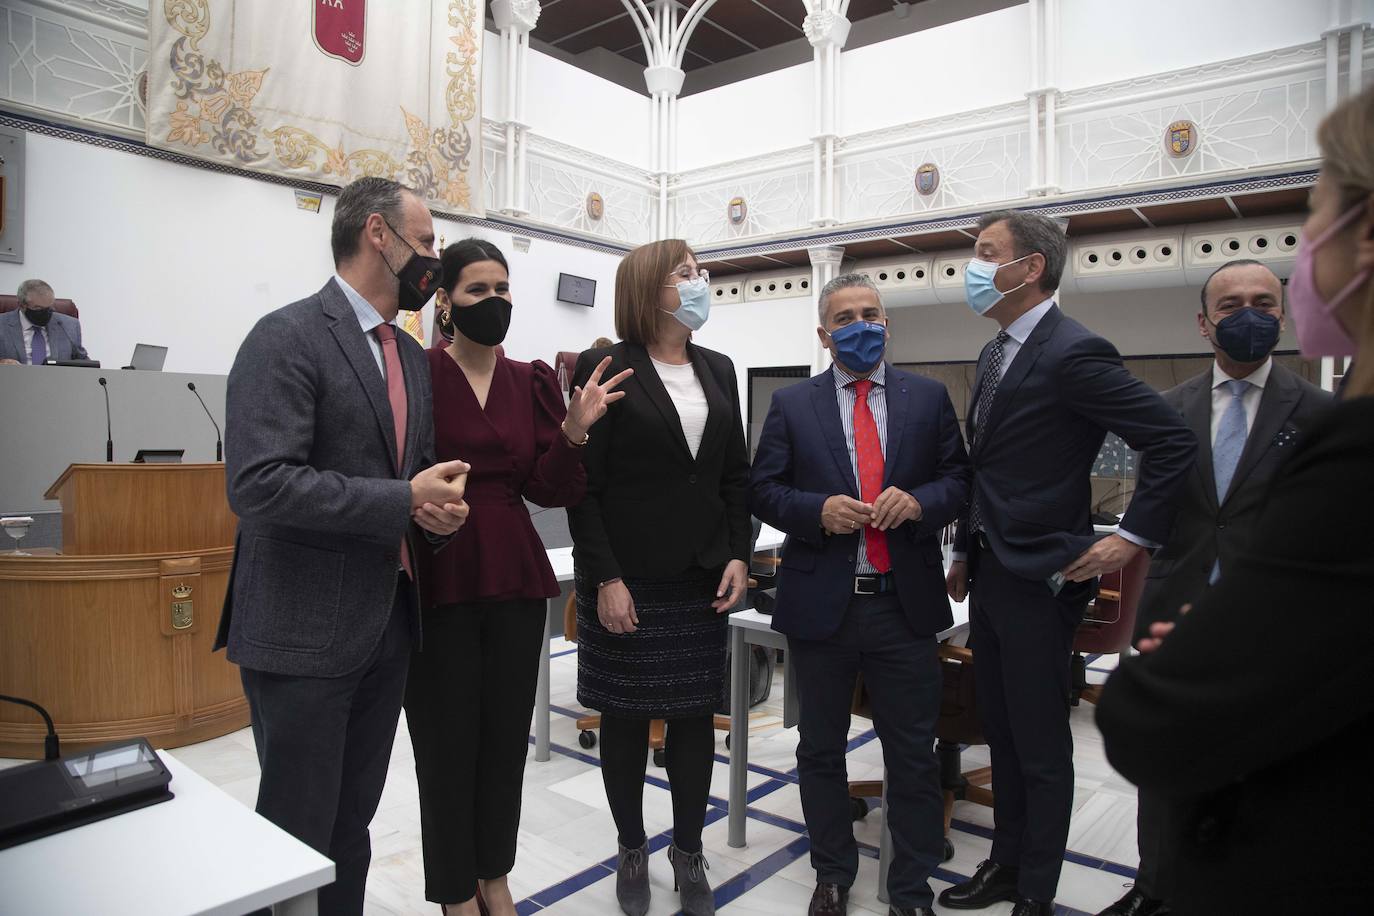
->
[0,463,246,759]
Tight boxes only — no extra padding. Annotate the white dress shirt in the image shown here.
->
[333,274,395,379]
[651,356,708,458]
[1210,358,1272,446]
[17,308,48,365]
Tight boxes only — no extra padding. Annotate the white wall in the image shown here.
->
[692,295,818,396]
[515,44,652,169]
[1057,0,1337,92]
[677,63,815,171]
[840,4,1031,136]
[0,133,623,375]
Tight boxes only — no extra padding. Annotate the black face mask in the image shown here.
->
[23,307,53,327]
[381,218,443,312]
[1209,308,1282,364]
[449,295,513,346]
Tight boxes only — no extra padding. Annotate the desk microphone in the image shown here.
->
[187,382,223,462]
[97,377,113,463]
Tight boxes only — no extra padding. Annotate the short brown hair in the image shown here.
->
[615,239,692,346]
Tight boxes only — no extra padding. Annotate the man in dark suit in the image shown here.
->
[938,211,1195,916]
[215,177,469,915]
[1097,259,1329,916]
[751,274,972,916]
[0,279,89,364]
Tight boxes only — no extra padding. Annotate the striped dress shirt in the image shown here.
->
[832,362,888,575]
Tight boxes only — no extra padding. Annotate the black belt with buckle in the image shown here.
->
[853,573,896,596]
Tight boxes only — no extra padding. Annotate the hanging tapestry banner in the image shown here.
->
[146,0,484,216]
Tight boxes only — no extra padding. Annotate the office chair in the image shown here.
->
[1071,550,1150,705]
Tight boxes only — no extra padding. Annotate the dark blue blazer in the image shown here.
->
[953,305,1196,581]
[749,364,971,641]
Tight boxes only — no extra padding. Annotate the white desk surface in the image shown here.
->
[0,750,333,916]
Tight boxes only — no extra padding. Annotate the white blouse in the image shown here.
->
[650,356,708,458]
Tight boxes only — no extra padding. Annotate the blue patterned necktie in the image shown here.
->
[969,330,1011,534]
[30,327,47,366]
[1210,378,1250,583]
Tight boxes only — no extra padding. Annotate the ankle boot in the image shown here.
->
[668,844,715,916]
[615,842,650,916]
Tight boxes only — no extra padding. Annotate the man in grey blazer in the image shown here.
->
[1098,260,1329,916]
[0,279,89,364]
[215,177,469,915]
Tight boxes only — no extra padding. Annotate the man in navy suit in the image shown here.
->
[0,279,89,365]
[938,211,1195,915]
[751,274,971,916]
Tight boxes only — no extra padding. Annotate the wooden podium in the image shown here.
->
[0,464,248,759]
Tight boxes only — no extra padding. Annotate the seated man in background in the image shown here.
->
[0,279,89,365]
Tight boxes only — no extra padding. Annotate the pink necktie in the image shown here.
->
[373,324,413,579]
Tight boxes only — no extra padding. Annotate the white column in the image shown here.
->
[809,246,845,375]
[1351,25,1365,95]
[491,1,540,216]
[804,6,850,227]
[645,65,685,240]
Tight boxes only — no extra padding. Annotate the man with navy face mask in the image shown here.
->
[1096,259,1328,916]
[751,274,971,916]
[940,211,1195,916]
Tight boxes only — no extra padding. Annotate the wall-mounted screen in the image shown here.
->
[557,273,596,307]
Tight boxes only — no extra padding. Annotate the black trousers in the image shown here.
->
[968,539,1092,902]
[240,575,413,916]
[1135,787,1175,900]
[404,598,546,904]
[789,593,944,909]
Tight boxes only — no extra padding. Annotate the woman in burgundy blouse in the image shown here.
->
[405,238,628,916]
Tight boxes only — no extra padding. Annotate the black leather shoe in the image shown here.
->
[937,860,1020,909]
[888,908,935,916]
[808,883,848,916]
[1010,898,1054,916]
[1096,888,1170,916]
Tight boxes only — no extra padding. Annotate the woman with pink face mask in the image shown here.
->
[1095,88,1374,914]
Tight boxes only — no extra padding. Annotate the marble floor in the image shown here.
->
[14,641,1141,916]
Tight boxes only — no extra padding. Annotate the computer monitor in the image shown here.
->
[127,344,168,371]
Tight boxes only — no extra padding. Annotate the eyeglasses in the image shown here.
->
[664,265,709,286]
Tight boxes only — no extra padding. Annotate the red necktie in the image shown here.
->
[373,324,413,578]
[850,379,891,573]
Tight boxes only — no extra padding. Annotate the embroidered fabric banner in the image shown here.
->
[146,0,483,216]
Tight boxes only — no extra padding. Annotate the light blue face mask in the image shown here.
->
[664,275,712,331]
[963,254,1031,315]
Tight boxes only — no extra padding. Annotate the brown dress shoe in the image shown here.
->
[808,882,848,916]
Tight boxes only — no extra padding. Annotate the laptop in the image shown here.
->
[126,344,168,371]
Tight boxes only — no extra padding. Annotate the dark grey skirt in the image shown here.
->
[575,566,727,719]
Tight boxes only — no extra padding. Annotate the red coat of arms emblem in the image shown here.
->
[314,0,367,66]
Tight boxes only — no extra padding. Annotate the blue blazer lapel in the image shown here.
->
[882,369,909,488]
[974,306,1060,453]
[811,370,860,498]
[321,280,401,476]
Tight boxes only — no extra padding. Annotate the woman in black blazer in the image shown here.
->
[1096,86,1374,915]
[568,239,750,916]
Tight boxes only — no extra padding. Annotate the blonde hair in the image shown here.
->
[1318,86,1374,395]
[614,239,692,346]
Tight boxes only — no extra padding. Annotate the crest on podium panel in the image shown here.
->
[1165,120,1197,158]
[915,162,940,196]
[313,0,367,66]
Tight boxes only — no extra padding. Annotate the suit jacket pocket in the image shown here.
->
[780,540,818,572]
[242,536,345,652]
